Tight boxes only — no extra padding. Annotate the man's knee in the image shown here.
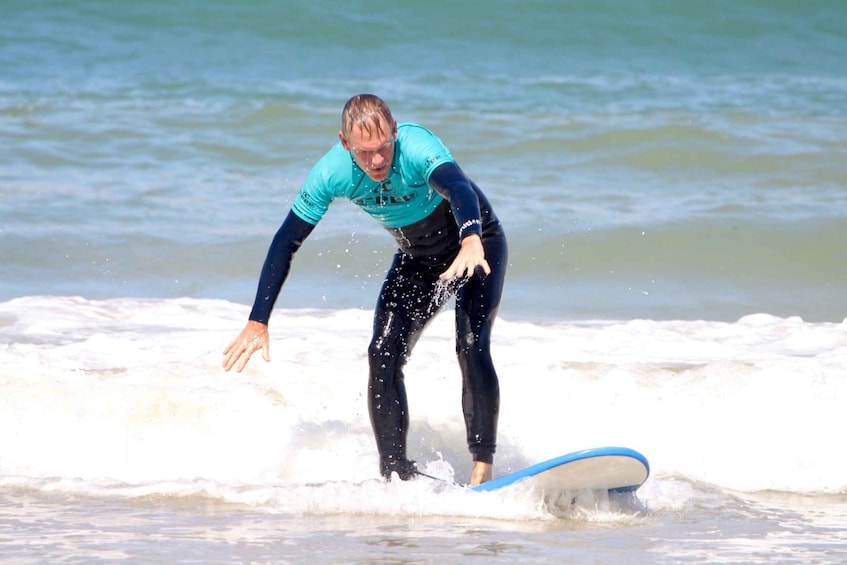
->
[456,329,489,359]
[368,336,407,372]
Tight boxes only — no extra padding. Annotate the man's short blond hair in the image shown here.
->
[341,94,395,138]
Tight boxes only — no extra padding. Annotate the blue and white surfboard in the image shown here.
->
[472,446,650,493]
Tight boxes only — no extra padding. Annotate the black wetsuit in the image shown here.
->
[249,162,507,479]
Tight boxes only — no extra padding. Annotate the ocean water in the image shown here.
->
[2,1,847,563]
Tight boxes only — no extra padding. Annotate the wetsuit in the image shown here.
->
[249,123,507,479]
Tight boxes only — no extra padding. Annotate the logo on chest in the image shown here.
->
[353,179,416,207]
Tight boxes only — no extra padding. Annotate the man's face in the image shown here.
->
[339,120,397,182]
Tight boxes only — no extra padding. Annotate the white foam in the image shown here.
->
[1,296,845,517]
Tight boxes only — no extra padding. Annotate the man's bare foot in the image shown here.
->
[470,462,493,486]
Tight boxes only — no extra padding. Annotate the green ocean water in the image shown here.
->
[2,0,846,321]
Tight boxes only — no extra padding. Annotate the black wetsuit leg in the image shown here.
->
[455,230,507,465]
[368,252,446,479]
[369,226,507,476]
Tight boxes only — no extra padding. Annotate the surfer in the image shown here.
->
[222,94,507,486]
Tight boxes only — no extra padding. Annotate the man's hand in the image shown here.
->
[439,234,490,280]
[222,320,270,372]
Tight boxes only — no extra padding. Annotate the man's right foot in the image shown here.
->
[380,458,418,481]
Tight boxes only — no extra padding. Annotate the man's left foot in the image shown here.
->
[470,461,493,486]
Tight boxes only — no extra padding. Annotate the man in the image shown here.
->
[223,94,507,486]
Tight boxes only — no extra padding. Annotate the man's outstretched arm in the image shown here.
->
[222,210,315,372]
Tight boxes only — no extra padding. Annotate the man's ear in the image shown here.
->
[339,130,351,150]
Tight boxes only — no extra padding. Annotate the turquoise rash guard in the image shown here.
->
[248,123,492,325]
[292,123,455,229]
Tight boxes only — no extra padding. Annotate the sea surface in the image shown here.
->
[2,1,846,563]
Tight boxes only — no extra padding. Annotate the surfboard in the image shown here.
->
[471,446,649,493]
